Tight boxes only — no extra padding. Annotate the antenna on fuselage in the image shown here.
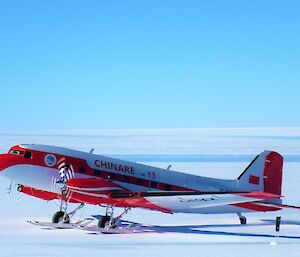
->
[90,148,95,154]
[167,165,172,170]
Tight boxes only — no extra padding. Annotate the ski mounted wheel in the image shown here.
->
[98,215,116,228]
[52,211,70,224]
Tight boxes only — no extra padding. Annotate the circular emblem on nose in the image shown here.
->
[44,154,57,167]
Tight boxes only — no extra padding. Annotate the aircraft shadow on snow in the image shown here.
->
[86,219,300,239]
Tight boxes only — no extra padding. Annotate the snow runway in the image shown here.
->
[1,161,300,257]
[1,129,300,256]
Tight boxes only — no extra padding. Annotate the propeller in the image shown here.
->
[6,181,24,204]
[50,158,75,206]
[6,181,13,198]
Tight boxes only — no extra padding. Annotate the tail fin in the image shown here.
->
[237,151,283,195]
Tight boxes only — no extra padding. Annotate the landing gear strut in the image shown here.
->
[98,204,116,228]
[98,215,116,228]
[237,212,247,225]
[98,205,131,229]
[52,201,84,224]
[52,200,69,224]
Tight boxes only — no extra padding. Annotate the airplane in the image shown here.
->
[0,144,299,230]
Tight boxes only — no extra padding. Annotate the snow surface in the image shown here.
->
[0,130,300,257]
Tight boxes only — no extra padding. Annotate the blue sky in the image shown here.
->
[0,0,299,130]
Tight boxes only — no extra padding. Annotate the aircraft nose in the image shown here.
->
[0,154,12,172]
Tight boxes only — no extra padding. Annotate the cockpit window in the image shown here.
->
[24,151,32,159]
[9,149,24,155]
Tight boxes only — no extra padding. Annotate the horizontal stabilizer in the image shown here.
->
[257,201,300,210]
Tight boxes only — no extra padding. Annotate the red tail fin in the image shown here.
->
[263,151,283,195]
[238,151,283,195]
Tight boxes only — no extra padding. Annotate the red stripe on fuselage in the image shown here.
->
[3,145,193,192]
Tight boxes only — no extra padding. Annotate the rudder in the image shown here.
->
[237,151,283,195]
[263,151,283,195]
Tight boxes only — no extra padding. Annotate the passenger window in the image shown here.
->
[79,167,86,174]
[164,184,172,191]
[123,175,130,183]
[24,151,32,159]
[136,178,144,186]
[94,169,100,176]
[150,181,158,188]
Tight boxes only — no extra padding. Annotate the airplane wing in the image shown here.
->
[109,191,282,210]
[109,191,280,199]
[65,178,282,211]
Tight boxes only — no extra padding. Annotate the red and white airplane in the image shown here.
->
[0,144,298,229]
